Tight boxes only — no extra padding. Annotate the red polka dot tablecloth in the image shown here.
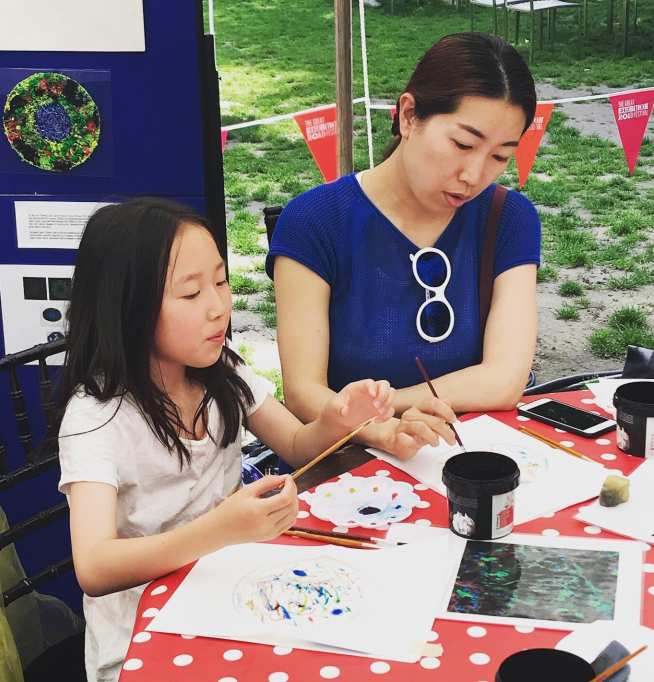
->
[119,391,654,681]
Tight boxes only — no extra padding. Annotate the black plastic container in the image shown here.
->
[613,381,654,458]
[495,648,594,682]
[442,451,520,540]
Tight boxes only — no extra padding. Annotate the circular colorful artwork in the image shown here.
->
[3,72,100,172]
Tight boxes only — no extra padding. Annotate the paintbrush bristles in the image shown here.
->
[291,417,376,481]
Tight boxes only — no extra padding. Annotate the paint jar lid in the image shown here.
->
[614,381,654,417]
[442,451,519,497]
[495,648,594,681]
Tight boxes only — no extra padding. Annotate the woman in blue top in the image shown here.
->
[267,33,541,461]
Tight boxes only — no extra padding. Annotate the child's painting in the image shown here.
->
[438,533,644,630]
[234,557,362,626]
[304,473,420,529]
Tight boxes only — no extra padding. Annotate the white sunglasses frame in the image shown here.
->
[409,246,455,343]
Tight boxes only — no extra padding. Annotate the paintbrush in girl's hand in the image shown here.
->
[414,356,465,451]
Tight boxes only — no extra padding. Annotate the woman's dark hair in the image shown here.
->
[386,32,536,158]
[54,197,254,468]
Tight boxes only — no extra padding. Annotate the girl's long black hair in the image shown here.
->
[55,197,254,467]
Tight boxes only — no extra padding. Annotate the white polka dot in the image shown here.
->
[640,542,652,552]
[414,483,429,491]
[273,646,293,655]
[643,564,654,573]
[591,411,601,415]
[218,678,238,682]
[415,519,432,526]
[648,586,654,596]
[370,661,391,674]
[416,500,431,508]
[132,632,151,643]
[467,626,487,638]
[584,525,602,535]
[296,510,310,519]
[420,657,441,669]
[559,440,575,448]
[554,428,565,433]
[376,469,390,477]
[150,584,168,596]
[333,526,349,533]
[516,415,531,422]
[596,438,611,445]
[223,649,243,661]
[542,528,559,537]
[541,512,555,518]
[426,630,439,642]
[470,653,491,665]
[173,654,193,667]
[515,625,534,633]
[600,453,617,461]
[320,666,340,679]
[269,674,289,682]
[581,398,595,404]
[123,659,143,671]
[181,634,196,639]
[141,607,159,618]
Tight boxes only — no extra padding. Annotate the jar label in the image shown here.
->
[491,491,515,539]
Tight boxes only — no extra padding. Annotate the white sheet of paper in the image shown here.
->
[15,201,112,250]
[0,0,145,52]
[436,533,644,631]
[575,459,654,543]
[147,540,452,662]
[368,415,608,525]
[0,264,72,363]
[588,378,654,417]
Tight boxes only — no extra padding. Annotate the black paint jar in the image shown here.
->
[495,648,594,682]
[442,451,520,540]
[613,381,654,458]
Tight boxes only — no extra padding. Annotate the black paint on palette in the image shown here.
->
[448,540,619,623]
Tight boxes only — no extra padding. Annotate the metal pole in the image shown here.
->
[334,0,353,177]
[357,0,375,169]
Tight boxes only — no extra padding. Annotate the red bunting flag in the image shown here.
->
[294,107,337,182]
[515,102,554,188]
[220,129,228,153]
[389,105,396,120]
[610,91,654,175]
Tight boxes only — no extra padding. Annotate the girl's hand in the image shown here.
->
[320,379,395,431]
[379,397,458,461]
[213,475,298,545]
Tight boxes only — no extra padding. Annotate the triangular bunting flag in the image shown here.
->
[515,103,554,188]
[220,129,228,153]
[294,106,338,182]
[610,91,654,175]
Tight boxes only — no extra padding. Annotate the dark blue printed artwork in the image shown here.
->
[448,540,619,623]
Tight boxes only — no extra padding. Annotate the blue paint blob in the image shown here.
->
[292,569,307,577]
[35,103,71,142]
[331,608,344,615]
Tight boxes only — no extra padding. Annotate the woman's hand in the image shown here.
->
[319,379,395,431]
[378,397,458,461]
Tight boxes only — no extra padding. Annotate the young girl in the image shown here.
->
[56,198,456,682]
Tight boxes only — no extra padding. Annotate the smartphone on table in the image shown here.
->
[517,398,616,437]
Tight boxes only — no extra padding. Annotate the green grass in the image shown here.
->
[556,305,580,320]
[589,306,654,358]
[537,265,558,283]
[558,280,584,297]
[233,297,248,311]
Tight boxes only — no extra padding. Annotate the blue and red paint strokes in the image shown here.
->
[235,558,362,627]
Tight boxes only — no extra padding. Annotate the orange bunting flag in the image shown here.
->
[515,102,554,188]
[220,129,228,153]
[294,106,338,182]
[610,91,654,175]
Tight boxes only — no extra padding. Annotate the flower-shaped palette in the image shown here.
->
[305,474,420,529]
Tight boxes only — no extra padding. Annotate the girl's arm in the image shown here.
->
[392,264,538,413]
[69,474,298,597]
[273,256,457,461]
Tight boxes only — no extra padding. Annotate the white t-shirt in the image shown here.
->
[58,363,269,682]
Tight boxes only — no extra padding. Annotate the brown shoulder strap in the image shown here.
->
[479,185,508,340]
